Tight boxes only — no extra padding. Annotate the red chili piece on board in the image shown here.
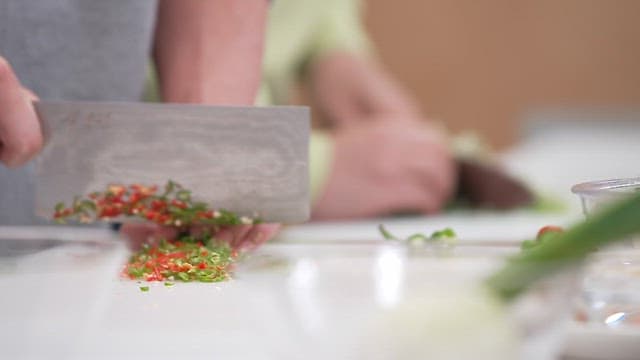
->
[537,225,564,239]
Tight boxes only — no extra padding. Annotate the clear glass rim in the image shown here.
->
[571,177,640,196]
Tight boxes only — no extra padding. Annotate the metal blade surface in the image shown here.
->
[34,101,310,223]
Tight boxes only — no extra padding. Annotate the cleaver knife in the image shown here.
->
[33,101,310,223]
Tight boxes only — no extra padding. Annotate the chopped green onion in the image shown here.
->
[431,228,456,239]
[54,202,65,212]
[379,224,398,240]
[407,233,428,243]
[379,224,457,246]
[176,190,191,201]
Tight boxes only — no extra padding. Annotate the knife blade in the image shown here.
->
[33,101,310,223]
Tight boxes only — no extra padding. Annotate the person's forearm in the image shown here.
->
[153,0,268,105]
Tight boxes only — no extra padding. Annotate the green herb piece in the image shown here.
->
[164,282,174,287]
[431,228,456,239]
[379,225,457,246]
[124,227,235,284]
[54,202,65,212]
[379,224,398,240]
[52,180,259,227]
[54,181,244,285]
[163,180,176,197]
[139,286,150,292]
[80,200,97,211]
[407,233,428,243]
[127,267,145,278]
[71,196,81,209]
[176,190,191,201]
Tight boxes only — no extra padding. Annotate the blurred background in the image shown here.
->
[363,0,640,149]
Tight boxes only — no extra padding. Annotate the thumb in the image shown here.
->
[0,56,43,167]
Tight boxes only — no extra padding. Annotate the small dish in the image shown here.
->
[563,178,640,359]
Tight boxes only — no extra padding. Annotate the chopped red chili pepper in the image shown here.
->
[123,239,235,283]
[52,180,260,229]
[53,181,253,284]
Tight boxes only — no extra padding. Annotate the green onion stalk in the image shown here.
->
[487,191,640,302]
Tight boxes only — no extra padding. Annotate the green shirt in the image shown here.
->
[258,0,370,105]
[260,0,370,201]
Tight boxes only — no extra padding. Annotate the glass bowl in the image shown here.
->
[572,177,640,249]
[570,178,640,329]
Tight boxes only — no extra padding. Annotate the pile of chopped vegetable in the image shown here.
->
[52,181,256,286]
[124,238,234,283]
[53,180,260,227]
